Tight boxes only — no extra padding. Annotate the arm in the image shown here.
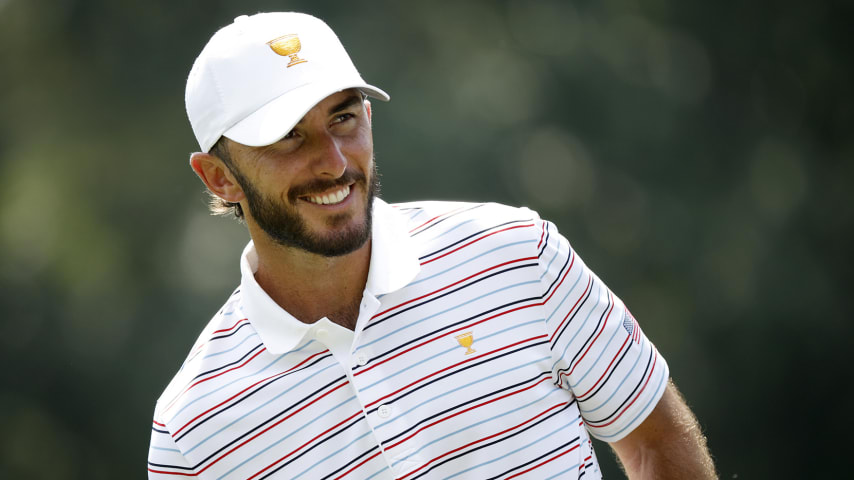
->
[610,380,717,479]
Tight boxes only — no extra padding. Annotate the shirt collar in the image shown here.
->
[239,198,421,354]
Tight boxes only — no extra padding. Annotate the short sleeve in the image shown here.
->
[147,413,198,479]
[535,218,669,442]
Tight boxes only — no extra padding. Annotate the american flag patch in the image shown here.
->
[622,309,642,345]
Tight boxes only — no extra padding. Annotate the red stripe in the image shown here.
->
[213,317,249,335]
[400,402,568,479]
[197,380,350,474]
[147,468,199,477]
[371,256,537,320]
[163,347,267,414]
[386,375,552,451]
[333,450,383,480]
[588,353,658,429]
[548,273,589,345]
[247,410,363,480]
[408,206,466,233]
[172,350,328,436]
[565,293,615,377]
[536,221,546,250]
[541,250,577,306]
[356,303,541,378]
[421,224,535,266]
[576,334,631,400]
[365,334,547,409]
[153,420,166,427]
[504,443,580,480]
[187,318,250,360]
[580,454,593,469]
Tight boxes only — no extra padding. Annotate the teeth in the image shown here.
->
[307,185,350,205]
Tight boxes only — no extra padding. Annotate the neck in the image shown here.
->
[251,234,371,331]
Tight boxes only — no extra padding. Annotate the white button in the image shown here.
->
[377,404,392,419]
[355,352,369,367]
[316,328,328,338]
[360,301,367,310]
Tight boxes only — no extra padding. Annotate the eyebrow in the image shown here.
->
[328,93,364,115]
[290,93,364,130]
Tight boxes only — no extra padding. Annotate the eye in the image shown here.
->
[281,129,297,140]
[333,112,356,124]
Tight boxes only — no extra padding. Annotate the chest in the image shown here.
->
[166,270,596,479]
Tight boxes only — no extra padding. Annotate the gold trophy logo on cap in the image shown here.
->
[267,34,308,67]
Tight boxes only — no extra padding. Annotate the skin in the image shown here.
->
[610,381,718,479]
[189,89,717,476]
[190,89,375,329]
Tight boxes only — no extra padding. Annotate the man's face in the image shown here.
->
[223,90,378,257]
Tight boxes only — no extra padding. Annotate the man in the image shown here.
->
[148,12,716,480]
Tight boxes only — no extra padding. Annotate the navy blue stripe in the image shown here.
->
[360,296,541,369]
[484,436,580,480]
[175,352,333,442]
[537,222,551,259]
[583,347,654,424]
[383,371,551,445]
[317,444,382,480]
[577,336,634,400]
[363,262,537,332]
[419,218,532,260]
[539,240,572,306]
[147,461,197,471]
[191,343,264,382]
[367,340,548,414]
[408,401,576,480]
[565,293,613,371]
[258,415,368,480]
[209,321,252,341]
[550,278,594,352]
[410,204,485,238]
[190,371,347,470]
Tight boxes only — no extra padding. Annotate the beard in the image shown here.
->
[234,162,380,257]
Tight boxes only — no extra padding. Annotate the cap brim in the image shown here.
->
[223,81,389,148]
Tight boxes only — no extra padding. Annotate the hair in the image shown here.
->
[208,137,245,219]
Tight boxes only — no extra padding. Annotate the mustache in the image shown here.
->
[287,169,366,202]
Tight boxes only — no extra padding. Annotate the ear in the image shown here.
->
[364,99,372,123]
[189,152,245,203]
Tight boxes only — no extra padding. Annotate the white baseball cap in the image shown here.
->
[185,12,389,152]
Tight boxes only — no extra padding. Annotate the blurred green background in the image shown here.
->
[1,0,851,478]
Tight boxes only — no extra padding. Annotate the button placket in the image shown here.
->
[355,352,369,367]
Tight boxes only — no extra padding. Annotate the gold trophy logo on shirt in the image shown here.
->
[267,34,308,67]
[455,332,476,355]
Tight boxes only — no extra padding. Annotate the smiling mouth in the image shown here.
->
[303,185,351,205]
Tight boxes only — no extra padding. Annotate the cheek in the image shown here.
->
[345,128,374,163]
[247,171,295,206]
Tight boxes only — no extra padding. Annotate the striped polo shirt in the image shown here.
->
[148,199,669,480]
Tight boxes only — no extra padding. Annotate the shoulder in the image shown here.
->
[152,288,250,419]
[386,200,552,269]
[388,200,543,235]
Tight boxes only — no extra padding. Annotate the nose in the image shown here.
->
[310,133,348,178]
